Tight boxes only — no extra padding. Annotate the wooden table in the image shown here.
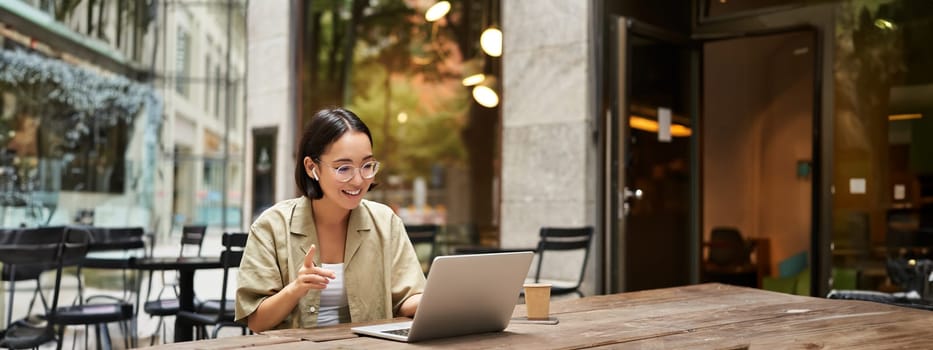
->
[152,283,933,349]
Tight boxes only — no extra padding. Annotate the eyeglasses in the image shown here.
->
[318,160,381,183]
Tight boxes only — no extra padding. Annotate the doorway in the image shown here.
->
[702,30,817,290]
[605,18,694,293]
[604,17,819,294]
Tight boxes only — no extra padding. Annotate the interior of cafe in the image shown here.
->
[605,0,933,301]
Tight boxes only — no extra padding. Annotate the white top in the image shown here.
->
[316,263,349,326]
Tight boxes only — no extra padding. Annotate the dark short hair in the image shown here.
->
[295,108,377,200]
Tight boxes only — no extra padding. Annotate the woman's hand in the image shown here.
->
[291,244,336,294]
[398,293,422,317]
[247,244,335,333]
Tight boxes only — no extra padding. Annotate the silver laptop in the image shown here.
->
[351,251,534,342]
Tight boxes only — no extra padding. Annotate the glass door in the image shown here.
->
[605,17,821,294]
[605,17,694,293]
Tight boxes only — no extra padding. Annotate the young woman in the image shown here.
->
[235,108,425,331]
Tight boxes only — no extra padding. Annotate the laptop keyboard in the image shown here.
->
[383,328,411,337]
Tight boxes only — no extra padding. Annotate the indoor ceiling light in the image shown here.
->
[629,116,691,137]
[670,124,692,137]
[629,116,658,132]
[480,27,502,57]
[425,1,451,22]
[888,113,922,121]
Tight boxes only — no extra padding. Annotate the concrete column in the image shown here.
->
[500,1,598,294]
[245,0,296,224]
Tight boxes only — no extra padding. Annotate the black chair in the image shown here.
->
[529,227,594,297]
[0,226,91,350]
[405,224,439,273]
[1,229,52,332]
[143,224,207,345]
[827,287,933,312]
[178,225,208,257]
[52,227,144,349]
[702,227,760,288]
[176,232,248,339]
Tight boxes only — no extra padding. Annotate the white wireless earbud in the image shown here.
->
[311,168,319,181]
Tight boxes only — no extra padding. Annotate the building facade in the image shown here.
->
[248,0,933,299]
[0,0,247,240]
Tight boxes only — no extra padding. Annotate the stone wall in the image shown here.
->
[501,1,598,295]
[245,0,296,222]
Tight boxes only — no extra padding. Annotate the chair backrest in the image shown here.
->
[179,225,207,257]
[87,226,146,252]
[82,226,147,303]
[405,224,439,265]
[707,227,752,266]
[0,226,90,338]
[221,232,248,267]
[218,232,248,314]
[0,228,53,282]
[533,226,593,294]
[0,226,88,267]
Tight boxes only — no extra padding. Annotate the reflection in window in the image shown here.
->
[832,0,933,295]
[0,93,127,195]
[54,119,128,194]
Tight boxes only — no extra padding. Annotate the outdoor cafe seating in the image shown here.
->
[0,223,236,348]
[143,224,207,345]
[0,226,91,349]
[175,232,249,339]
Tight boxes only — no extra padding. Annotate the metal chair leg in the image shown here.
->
[149,316,162,346]
[56,324,66,350]
[97,323,112,350]
[5,276,14,327]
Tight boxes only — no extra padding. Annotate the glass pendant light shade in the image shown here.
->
[425,1,451,22]
[472,76,499,108]
[480,27,502,57]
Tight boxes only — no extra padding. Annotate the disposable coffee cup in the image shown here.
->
[523,283,552,320]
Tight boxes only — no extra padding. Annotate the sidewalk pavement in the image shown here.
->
[2,227,244,349]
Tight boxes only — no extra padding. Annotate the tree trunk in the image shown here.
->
[304,10,322,116]
[382,68,393,164]
[339,0,366,106]
[327,1,342,83]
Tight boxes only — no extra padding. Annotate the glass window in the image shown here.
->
[215,64,222,119]
[832,0,933,295]
[55,119,128,194]
[299,0,502,252]
[205,55,212,112]
[175,28,191,96]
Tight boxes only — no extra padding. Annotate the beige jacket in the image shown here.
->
[234,197,426,329]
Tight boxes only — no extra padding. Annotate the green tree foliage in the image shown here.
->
[306,0,471,183]
[349,62,467,180]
